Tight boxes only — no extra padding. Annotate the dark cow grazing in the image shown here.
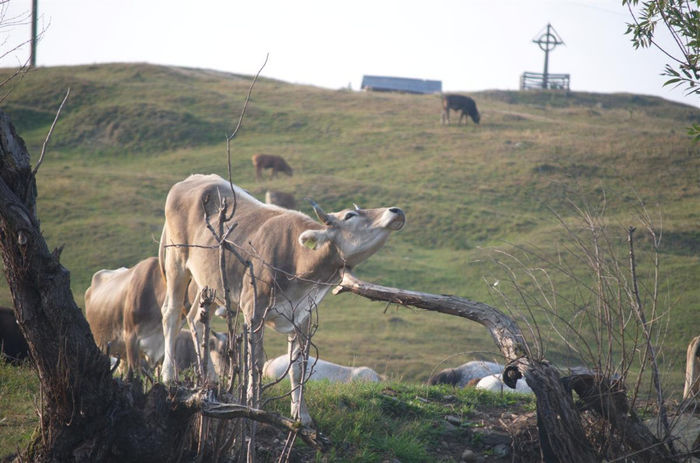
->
[159,174,405,424]
[265,190,297,210]
[0,306,30,364]
[252,154,293,180]
[85,257,225,379]
[441,94,480,125]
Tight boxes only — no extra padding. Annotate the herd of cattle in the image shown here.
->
[0,167,536,424]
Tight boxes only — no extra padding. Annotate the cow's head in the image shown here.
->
[208,331,229,377]
[299,201,405,267]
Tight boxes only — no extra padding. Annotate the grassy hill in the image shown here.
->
[0,62,698,392]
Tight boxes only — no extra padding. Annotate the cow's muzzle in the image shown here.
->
[386,207,406,230]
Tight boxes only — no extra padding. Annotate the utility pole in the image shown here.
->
[30,0,37,67]
[532,23,564,89]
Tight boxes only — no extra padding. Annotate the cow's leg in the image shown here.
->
[288,325,312,425]
[441,108,449,125]
[124,330,140,379]
[160,270,190,383]
[185,287,219,382]
[255,165,262,181]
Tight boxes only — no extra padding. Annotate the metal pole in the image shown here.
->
[30,0,37,67]
[542,23,550,89]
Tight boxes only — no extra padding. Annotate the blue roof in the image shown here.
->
[361,75,442,94]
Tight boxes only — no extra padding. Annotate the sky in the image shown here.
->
[0,0,697,108]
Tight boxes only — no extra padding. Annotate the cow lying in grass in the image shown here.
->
[263,354,382,383]
[428,360,503,387]
[0,306,30,364]
[476,373,534,394]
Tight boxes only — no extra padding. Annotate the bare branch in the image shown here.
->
[32,87,70,177]
[334,272,528,362]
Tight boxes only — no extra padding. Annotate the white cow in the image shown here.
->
[476,373,534,394]
[263,355,381,383]
[159,174,405,425]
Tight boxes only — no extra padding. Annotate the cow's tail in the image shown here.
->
[158,222,168,283]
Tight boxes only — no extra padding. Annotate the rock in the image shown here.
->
[480,430,510,447]
[461,448,477,462]
[493,443,510,457]
[645,414,700,458]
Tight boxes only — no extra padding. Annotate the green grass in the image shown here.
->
[262,380,533,462]
[0,360,39,456]
[0,63,697,456]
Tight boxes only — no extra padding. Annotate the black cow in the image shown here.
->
[441,94,480,125]
[0,306,30,364]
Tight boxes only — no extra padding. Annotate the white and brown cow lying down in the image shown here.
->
[85,256,226,378]
[263,354,382,383]
[475,373,534,395]
[428,361,504,387]
[159,174,405,425]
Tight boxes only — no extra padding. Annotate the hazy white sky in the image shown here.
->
[1,0,697,107]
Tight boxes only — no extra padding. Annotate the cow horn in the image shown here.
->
[353,203,361,211]
[305,198,332,225]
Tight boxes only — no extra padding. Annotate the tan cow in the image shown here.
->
[265,190,297,210]
[85,257,225,378]
[251,154,293,180]
[159,174,405,424]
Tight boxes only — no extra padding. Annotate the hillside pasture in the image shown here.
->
[0,63,697,394]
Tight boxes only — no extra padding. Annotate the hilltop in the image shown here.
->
[0,62,698,389]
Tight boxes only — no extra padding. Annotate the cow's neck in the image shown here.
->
[296,240,350,286]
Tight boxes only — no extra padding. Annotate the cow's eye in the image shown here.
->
[343,211,357,221]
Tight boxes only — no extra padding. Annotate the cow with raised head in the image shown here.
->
[85,257,226,378]
[441,94,480,125]
[159,174,405,424]
[252,154,293,180]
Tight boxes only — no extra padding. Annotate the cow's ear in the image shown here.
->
[298,229,329,250]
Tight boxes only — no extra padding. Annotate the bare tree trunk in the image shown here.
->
[334,272,676,463]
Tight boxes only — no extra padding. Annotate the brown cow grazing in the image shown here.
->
[441,94,480,125]
[85,257,225,378]
[0,306,30,364]
[174,329,228,377]
[159,174,405,424]
[252,154,293,180]
[265,190,297,210]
